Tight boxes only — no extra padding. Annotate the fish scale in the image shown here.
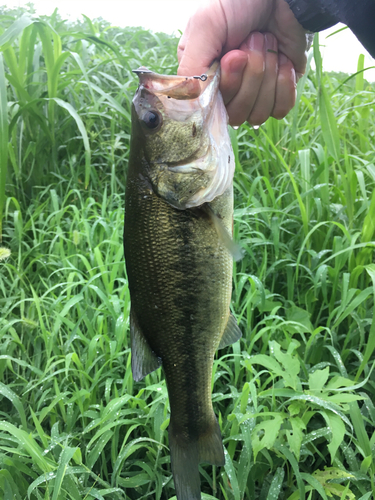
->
[124,63,241,500]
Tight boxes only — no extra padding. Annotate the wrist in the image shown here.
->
[283,0,338,32]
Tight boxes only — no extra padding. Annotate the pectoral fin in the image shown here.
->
[205,204,243,261]
[218,313,242,349]
[130,310,161,382]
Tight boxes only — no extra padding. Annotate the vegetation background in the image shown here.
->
[0,4,375,500]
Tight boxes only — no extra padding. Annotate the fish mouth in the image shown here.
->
[133,62,219,101]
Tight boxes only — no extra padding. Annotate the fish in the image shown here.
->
[123,62,242,500]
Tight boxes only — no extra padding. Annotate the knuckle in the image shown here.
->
[251,60,266,77]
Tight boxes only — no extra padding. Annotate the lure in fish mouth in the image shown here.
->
[124,62,242,500]
[131,61,234,210]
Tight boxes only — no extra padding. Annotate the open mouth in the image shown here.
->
[133,61,219,101]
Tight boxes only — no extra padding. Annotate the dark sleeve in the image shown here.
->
[285,0,375,58]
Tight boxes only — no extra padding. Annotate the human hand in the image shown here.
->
[177,0,310,126]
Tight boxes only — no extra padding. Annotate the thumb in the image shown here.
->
[177,4,227,76]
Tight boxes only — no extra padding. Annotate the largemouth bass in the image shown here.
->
[124,62,241,500]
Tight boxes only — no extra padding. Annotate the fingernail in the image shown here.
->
[265,33,277,54]
[291,67,297,89]
[279,53,288,65]
[248,32,264,53]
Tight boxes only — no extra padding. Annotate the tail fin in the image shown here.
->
[169,418,225,500]
[169,426,201,500]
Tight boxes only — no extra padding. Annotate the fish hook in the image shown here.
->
[193,74,208,81]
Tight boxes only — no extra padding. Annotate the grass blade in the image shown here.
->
[266,467,285,499]
[0,382,28,430]
[49,97,91,188]
[51,447,79,500]
[0,14,34,49]
[355,264,375,380]
[0,53,8,240]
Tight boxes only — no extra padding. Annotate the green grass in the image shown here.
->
[1,5,375,500]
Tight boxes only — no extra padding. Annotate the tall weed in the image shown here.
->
[0,6,375,499]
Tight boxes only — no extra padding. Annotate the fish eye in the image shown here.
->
[142,110,161,130]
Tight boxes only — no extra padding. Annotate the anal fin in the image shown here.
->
[218,313,242,350]
[130,310,161,382]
